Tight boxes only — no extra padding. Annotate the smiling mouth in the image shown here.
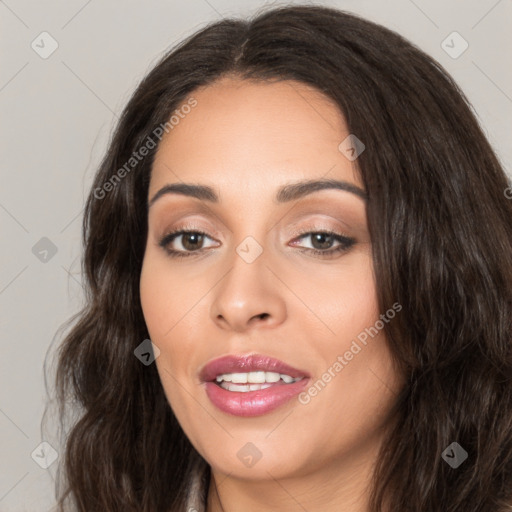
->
[199,353,309,382]
[200,354,310,417]
[214,371,304,392]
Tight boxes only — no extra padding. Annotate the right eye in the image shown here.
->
[158,229,219,258]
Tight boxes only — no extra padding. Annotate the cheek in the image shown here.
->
[139,252,204,342]
[140,271,193,423]
[297,253,397,422]
[298,251,380,340]
[139,253,208,401]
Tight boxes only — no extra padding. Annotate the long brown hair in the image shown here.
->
[47,5,512,511]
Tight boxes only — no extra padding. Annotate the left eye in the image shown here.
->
[291,231,355,254]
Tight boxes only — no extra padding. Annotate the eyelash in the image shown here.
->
[158,225,356,260]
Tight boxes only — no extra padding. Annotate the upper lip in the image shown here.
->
[199,354,310,382]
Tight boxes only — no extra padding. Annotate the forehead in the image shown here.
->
[149,77,361,197]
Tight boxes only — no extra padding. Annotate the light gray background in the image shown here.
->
[1,0,511,510]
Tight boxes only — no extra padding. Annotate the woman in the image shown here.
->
[51,4,512,511]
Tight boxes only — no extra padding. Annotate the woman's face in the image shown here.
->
[140,77,402,481]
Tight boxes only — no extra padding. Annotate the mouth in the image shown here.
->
[199,354,310,417]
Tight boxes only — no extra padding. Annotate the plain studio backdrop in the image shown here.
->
[0,0,511,510]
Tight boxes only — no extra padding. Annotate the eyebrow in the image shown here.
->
[148,178,367,209]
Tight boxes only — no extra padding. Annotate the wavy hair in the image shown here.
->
[48,5,512,511]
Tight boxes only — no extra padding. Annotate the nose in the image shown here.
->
[209,248,287,333]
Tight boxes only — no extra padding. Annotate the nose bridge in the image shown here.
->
[209,235,286,331]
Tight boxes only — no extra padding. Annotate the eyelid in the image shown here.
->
[159,220,221,240]
[160,219,351,243]
[285,210,355,232]
[287,221,352,240]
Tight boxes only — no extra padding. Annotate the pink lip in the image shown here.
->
[200,354,310,417]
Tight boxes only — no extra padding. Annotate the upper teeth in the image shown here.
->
[215,371,300,384]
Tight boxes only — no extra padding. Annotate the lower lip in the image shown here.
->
[204,379,310,417]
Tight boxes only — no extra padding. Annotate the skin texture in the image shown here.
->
[139,77,403,512]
